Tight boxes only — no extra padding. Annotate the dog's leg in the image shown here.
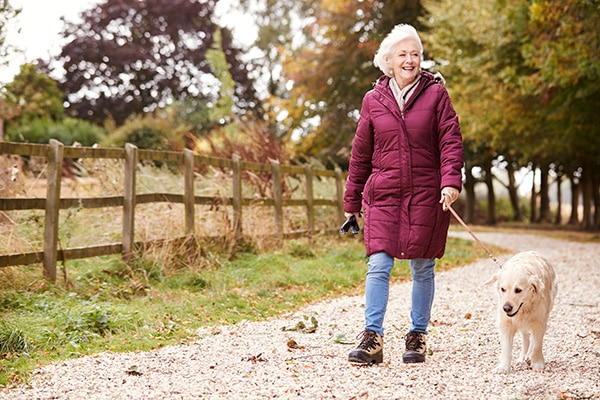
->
[519,330,530,364]
[529,326,547,370]
[497,322,516,373]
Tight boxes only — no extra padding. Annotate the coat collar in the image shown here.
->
[372,71,438,116]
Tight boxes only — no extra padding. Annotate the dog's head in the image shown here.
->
[486,267,541,318]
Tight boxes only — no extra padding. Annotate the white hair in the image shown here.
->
[373,24,424,77]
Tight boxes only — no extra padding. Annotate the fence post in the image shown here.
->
[335,168,344,224]
[232,154,242,241]
[43,139,63,282]
[271,160,283,242]
[122,143,138,261]
[184,149,195,236]
[304,164,315,238]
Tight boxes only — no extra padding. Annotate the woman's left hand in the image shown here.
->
[440,186,459,211]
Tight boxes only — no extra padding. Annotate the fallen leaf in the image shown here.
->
[287,338,305,349]
[334,334,354,345]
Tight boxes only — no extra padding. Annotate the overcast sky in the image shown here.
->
[1,0,256,83]
[1,0,101,82]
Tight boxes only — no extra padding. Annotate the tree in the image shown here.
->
[247,0,425,168]
[47,0,260,126]
[2,65,105,146]
[235,0,322,139]
[523,0,600,228]
[499,0,600,227]
[2,64,64,132]
[421,0,600,227]
[0,0,19,66]
[168,27,247,150]
[205,29,236,128]
[421,0,515,222]
[0,0,21,140]
[289,1,426,168]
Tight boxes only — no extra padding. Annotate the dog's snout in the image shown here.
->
[503,304,513,313]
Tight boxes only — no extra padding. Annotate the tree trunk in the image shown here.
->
[530,166,537,223]
[463,163,476,224]
[568,173,580,225]
[506,161,522,221]
[484,162,496,225]
[581,164,594,229]
[554,169,562,225]
[593,167,600,228]
[538,164,552,223]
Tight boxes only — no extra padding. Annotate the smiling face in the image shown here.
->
[389,38,421,89]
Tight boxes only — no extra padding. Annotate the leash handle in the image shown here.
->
[447,204,502,269]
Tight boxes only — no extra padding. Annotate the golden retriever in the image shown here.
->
[486,251,557,373]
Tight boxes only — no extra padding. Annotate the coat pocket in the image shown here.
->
[363,172,380,205]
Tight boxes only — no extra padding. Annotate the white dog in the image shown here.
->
[486,251,557,373]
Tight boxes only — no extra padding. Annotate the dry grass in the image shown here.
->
[1,155,338,282]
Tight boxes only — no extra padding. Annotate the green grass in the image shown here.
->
[0,234,505,388]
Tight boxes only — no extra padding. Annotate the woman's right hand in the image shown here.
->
[345,212,361,219]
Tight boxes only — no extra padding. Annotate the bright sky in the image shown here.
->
[1,0,256,84]
[1,0,102,82]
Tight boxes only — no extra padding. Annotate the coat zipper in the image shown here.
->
[375,76,432,119]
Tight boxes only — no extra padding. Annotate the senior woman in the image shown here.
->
[344,24,464,364]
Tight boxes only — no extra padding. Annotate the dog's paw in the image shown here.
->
[530,360,545,371]
[495,364,511,374]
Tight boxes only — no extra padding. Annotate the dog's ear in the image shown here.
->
[529,275,546,299]
[530,281,538,293]
[484,273,498,286]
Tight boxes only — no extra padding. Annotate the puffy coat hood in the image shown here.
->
[344,71,464,259]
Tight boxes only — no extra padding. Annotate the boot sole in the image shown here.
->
[348,351,383,364]
[402,351,425,363]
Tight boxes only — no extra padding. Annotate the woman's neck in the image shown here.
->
[395,71,421,90]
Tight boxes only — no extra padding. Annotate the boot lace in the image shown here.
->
[356,330,380,351]
[405,331,425,352]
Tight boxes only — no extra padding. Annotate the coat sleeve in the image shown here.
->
[344,93,374,213]
[436,88,464,191]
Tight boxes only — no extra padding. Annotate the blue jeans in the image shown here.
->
[364,252,435,336]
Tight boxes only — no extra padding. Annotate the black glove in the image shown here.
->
[339,215,360,235]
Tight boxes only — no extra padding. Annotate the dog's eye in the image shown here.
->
[500,287,506,292]
[514,288,522,294]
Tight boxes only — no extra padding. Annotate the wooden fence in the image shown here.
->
[0,140,347,282]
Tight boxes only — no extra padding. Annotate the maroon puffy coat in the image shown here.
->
[344,72,464,259]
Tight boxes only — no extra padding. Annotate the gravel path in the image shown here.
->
[2,231,599,399]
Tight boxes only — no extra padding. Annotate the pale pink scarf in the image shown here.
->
[389,73,421,112]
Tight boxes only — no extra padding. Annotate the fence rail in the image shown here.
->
[0,140,347,282]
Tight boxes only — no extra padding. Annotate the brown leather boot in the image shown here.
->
[348,330,383,364]
[402,331,427,363]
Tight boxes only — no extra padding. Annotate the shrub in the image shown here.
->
[6,117,106,146]
[102,112,187,151]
